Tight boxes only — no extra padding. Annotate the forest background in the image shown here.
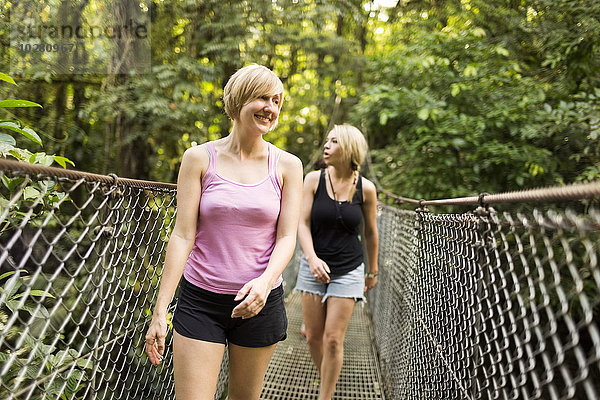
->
[0,0,599,201]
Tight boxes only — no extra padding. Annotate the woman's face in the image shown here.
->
[323,132,342,165]
[237,93,281,134]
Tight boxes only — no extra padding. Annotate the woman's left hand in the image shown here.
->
[231,277,272,319]
[364,275,378,292]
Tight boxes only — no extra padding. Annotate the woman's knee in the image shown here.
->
[305,329,323,348]
[322,333,344,354]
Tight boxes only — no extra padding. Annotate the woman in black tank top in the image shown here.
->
[295,124,379,400]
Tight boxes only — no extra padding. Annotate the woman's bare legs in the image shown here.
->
[228,343,277,400]
[174,331,277,400]
[302,293,327,373]
[173,331,226,400]
[302,294,356,400]
[318,297,355,400]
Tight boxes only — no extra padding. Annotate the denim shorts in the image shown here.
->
[172,278,287,347]
[294,256,366,303]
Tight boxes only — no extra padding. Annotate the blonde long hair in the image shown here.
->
[330,124,368,201]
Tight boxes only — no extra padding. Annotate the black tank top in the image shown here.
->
[310,169,364,275]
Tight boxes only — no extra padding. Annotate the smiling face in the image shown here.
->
[238,93,282,134]
[223,65,285,130]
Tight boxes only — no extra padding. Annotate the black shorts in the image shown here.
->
[172,278,287,347]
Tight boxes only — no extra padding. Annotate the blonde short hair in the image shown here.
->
[223,64,284,121]
[331,124,368,172]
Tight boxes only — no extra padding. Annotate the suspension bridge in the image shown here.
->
[1,158,599,400]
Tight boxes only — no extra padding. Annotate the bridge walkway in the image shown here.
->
[259,292,384,399]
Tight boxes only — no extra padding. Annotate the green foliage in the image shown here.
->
[0,271,93,400]
[0,72,74,167]
[2,0,370,180]
[0,71,81,396]
[2,0,598,197]
[353,0,600,199]
[0,75,43,157]
[0,72,73,233]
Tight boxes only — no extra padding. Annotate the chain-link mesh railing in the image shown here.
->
[0,160,185,400]
[3,158,600,400]
[369,199,600,400]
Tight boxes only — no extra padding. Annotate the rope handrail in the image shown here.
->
[375,180,600,206]
[0,158,177,191]
[5,157,597,206]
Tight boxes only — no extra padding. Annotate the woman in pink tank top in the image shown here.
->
[144,65,303,400]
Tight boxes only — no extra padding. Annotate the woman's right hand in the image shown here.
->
[145,313,167,365]
[308,256,331,283]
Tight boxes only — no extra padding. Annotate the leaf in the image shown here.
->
[495,46,509,57]
[20,303,51,318]
[20,127,43,146]
[66,369,86,396]
[0,99,42,108]
[0,133,16,145]
[379,112,389,125]
[29,153,54,166]
[0,196,9,210]
[450,84,460,97]
[472,27,486,37]
[13,290,56,299]
[2,175,24,191]
[0,73,17,85]
[23,364,44,380]
[8,149,25,160]
[0,142,15,154]
[23,186,41,200]
[30,290,55,298]
[24,334,55,360]
[0,271,17,281]
[5,278,22,300]
[52,156,75,168]
[464,65,478,77]
[417,108,430,120]
[54,349,78,366]
[77,357,95,369]
[0,351,11,363]
[516,175,524,186]
[451,138,467,148]
[6,299,19,312]
[0,122,43,146]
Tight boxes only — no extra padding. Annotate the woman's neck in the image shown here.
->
[223,128,267,160]
[327,164,354,182]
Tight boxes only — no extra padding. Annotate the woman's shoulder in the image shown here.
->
[274,147,303,171]
[360,176,377,197]
[304,169,322,181]
[303,170,322,192]
[183,142,210,157]
[181,143,210,171]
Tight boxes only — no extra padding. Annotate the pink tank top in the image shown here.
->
[183,141,283,294]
